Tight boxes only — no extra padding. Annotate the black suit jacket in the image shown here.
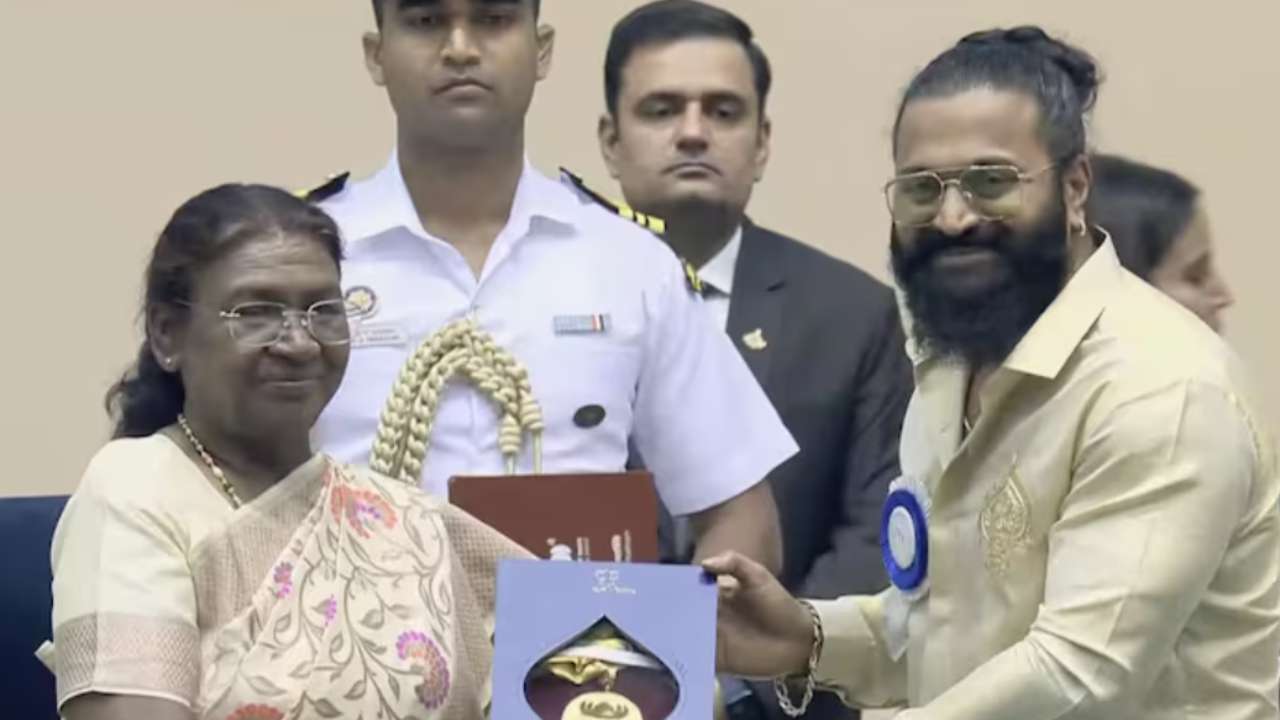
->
[729,222,911,596]
[660,221,914,719]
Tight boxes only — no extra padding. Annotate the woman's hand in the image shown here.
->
[701,551,816,678]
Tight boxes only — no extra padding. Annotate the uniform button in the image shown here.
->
[573,404,606,428]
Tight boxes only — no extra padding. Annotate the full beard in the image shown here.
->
[890,200,1069,367]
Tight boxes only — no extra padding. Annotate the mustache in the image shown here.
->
[893,222,1014,275]
[888,200,1070,366]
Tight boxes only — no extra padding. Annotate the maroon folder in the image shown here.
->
[448,471,659,562]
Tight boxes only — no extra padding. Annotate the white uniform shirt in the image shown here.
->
[313,154,797,515]
[695,226,742,330]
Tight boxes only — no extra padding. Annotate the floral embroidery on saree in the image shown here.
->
[197,461,496,719]
[397,631,453,709]
[226,704,284,720]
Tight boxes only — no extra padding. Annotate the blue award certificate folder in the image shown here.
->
[493,559,718,719]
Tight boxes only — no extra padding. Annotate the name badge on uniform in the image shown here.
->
[553,314,611,335]
[351,322,409,349]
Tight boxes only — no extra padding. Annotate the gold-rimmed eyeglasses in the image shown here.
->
[884,163,1056,227]
[179,299,354,347]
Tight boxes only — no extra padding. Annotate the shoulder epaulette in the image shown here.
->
[296,172,350,203]
[681,258,704,295]
[559,168,666,235]
[558,168,704,296]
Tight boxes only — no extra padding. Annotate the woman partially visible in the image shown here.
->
[44,185,527,720]
[1087,153,1235,331]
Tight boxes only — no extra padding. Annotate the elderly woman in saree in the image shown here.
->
[43,184,528,720]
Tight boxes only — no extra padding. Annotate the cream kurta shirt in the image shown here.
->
[810,239,1280,718]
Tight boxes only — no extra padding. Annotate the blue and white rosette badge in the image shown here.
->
[880,476,931,660]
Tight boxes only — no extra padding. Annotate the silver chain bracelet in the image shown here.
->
[773,599,825,717]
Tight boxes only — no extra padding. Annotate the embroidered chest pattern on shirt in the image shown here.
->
[979,459,1034,576]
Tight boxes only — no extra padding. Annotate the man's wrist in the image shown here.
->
[774,600,825,716]
[784,599,821,675]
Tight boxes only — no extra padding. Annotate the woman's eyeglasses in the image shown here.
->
[179,299,354,347]
[884,163,1055,227]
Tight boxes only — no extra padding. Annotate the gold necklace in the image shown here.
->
[177,414,245,509]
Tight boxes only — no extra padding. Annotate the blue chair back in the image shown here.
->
[0,495,68,720]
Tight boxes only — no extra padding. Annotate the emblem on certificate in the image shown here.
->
[493,560,717,719]
[561,691,645,719]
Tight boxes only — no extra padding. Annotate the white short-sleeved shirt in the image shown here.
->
[312,154,796,515]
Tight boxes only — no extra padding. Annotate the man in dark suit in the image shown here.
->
[598,2,914,718]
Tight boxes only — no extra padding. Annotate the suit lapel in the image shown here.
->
[726,221,786,386]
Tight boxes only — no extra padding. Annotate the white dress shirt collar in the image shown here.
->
[341,149,581,246]
[698,225,743,295]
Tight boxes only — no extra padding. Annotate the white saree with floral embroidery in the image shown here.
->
[44,433,529,720]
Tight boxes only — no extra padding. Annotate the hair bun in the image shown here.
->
[959,25,1100,112]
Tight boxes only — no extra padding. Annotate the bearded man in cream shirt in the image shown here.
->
[703,25,1279,720]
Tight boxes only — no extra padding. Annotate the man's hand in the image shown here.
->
[702,551,814,678]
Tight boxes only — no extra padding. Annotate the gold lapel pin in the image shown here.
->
[742,328,767,351]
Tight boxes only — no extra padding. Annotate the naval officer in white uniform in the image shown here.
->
[311,0,796,571]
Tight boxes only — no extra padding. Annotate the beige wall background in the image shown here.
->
[2,1,1277,497]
